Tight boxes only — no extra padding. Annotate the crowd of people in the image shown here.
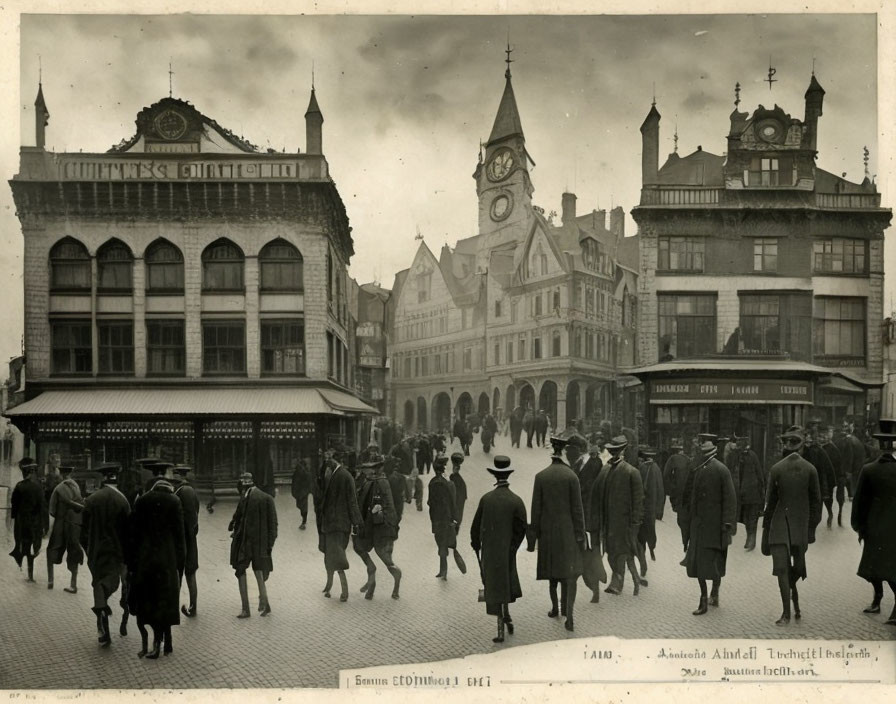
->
[8,412,896,653]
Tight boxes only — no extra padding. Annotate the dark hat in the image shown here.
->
[487,455,514,480]
[94,461,122,481]
[134,457,158,465]
[872,418,896,441]
[699,440,718,456]
[780,426,805,441]
[433,455,449,470]
[638,447,658,458]
[549,436,569,453]
[18,457,38,472]
[143,460,173,475]
[58,465,75,475]
[604,435,629,451]
[697,433,718,442]
[171,465,192,476]
[806,417,824,428]
[359,456,385,470]
[669,438,684,450]
[560,430,588,452]
[450,451,465,464]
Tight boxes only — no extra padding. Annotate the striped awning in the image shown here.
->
[4,386,378,418]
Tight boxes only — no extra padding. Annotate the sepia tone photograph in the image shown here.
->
[0,1,894,695]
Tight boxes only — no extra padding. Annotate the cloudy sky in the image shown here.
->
[0,8,891,367]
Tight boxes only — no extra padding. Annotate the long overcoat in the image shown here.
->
[663,452,690,515]
[762,453,822,548]
[229,486,278,575]
[80,484,130,583]
[578,456,603,525]
[449,472,468,526]
[428,474,458,550]
[821,441,844,485]
[316,465,362,536]
[387,469,407,524]
[290,462,312,504]
[470,484,527,615]
[356,475,398,546]
[530,458,585,580]
[637,459,663,548]
[851,455,896,581]
[683,457,737,579]
[127,482,185,626]
[803,444,835,501]
[10,476,48,562]
[732,448,766,514]
[589,458,642,567]
[173,479,200,573]
[46,478,83,567]
[843,433,867,477]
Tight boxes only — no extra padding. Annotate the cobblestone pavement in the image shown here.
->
[1,436,894,689]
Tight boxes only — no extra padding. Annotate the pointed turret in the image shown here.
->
[305,87,323,155]
[804,74,825,151]
[35,83,49,150]
[487,63,524,147]
[640,103,661,185]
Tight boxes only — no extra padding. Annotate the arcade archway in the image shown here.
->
[519,383,535,412]
[431,392,452,432]
[455,392,473,420]
[539,380,558,426]
[403,399,414,430]
[567,381,581,427]
[417,396,428,432]
[478,392,490,418]
[506,384,516,412]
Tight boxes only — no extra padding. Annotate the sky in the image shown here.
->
[0,7,892,369]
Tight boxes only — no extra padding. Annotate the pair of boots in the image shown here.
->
[744,530,757,552]
[323,570,349,602]
[493,609,515,643]
[360,564,402,600]
[693,582,720,615]
[137,623,172,659]
[547,579,575,632]
[92,606,112,646]
[776,587,801,625]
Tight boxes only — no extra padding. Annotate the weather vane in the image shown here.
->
[864,146,870,178]
[38,55,42,85]
[168,61,174,98]
[415,225,424,241]
[504,35,514,79]
[766,60,777,90]
[734,81,741,108]
[674,122,679,154]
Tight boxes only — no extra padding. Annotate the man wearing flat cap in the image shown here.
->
[851,418,896,624]
[471,455,527,644]
[45,464,84,593]
[449,452,468,532]
[80,463,130,646]
[229,471,278,618]
[636,447,664,578]
[730,436,766,552]
[354,456,402,600]
[528,436,586,631]
[663,439,691,552]
[170,465,200,618]
[10,458,48,583]
[428,455,465,580]
[761,426,822,625]
[682,437,737,616]
[589,435,644,598]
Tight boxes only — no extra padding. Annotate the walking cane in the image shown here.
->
[475,549,485,602]
[783,508,795,573]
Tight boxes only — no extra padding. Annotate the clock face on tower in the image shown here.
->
[756,119,783,143]
[487,148,516,182]
[154,109,188,140]
[490,193,513,221]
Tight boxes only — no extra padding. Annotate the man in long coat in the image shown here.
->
[128,477,185,658]
[683,440,737,616]
[453,416,471,456]
[415,433,432,475]
[528,436,586,631]
[523,410,535,449]
[803,419,836,531]
[851,418,896,624]
[229,472,278,618]
[636,448,664,578]
[171,465,200,618]
[534,411,549,448]
[10,458,48,583]
[449,452,468,531]
[46,464,84,593]
[820,425,846,528]
[839,416,867,500]
[578,441,606,602]
[471,455,527,644]
[428,456,466,580]
[316,457,362,602]
[290,457,313,530]
[731,435,766,551]
[761,426,822,625]
[386,456,408,531]
[509,407,524,448]
[353,456,402,600]
[589,436,644,598]
[80,464,131,646]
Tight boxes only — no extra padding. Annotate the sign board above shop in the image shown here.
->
[649,378,813,405]
[53,156,321,181]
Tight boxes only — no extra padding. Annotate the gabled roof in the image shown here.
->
[438,244,480,304]
[815,168,875,194]
[616,234,640,271]
[657,148,725,186]
[488,75,525,146]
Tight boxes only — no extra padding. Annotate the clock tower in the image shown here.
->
[474,47,533,246]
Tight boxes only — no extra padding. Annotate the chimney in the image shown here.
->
[640,103,661,185]
[610,206,625,238]
[561,192,577,225]
[35,83,49,150]
[305,87,324,155]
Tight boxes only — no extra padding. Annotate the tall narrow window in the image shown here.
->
[202,239,244,292]
[261,319,306,375]
[552,330,562,357]
[259,239,303,292]
[97,240,133,292]
[753,238,778,272]
[51,320,91,374]
[533,337,542,360]
[202,320,246,374]
[147,319,186,375]
[813,297,866,360]
[146,240,184,292]
[49,238,90,292]
[98,321,134,374]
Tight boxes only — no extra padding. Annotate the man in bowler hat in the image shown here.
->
[762,426,822,625]
[471,455,527,643]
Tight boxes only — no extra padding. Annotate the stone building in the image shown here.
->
[388,55,639,436]
[5,81,375,492]
[631,75,891,466]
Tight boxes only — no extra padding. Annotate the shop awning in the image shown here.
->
[626,360,881,387]
[4,386,378,418]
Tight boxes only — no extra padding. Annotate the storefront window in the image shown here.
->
[658,294,716,359]
[813,297,866,360]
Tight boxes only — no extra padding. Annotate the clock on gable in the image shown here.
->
[154,109,188,140]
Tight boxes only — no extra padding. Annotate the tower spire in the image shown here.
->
[504,37,514,79]
[673,121,678,155]
[34,72,49,150]
[487,45,524,146]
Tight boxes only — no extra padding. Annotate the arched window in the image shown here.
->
[97,239,133,292]
[146,239,184,292]
[259,239,303,292]
[202,239,244,292]
[49,238,90,291]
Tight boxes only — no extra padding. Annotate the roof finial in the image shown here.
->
[504,34,514,79]
[766,58,777,90]
[864,145,870,178]
[38,55,42,85]
[734,81,741,108]
[168,60,174,98]
[651,82,656,107]
[673,121,679,154]
[312,59,315,90]
[812,56,816,77]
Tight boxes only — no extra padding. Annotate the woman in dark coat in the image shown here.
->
[316,459,362,601]
[353,457,401,600]
[10,460,48,583]
[471,456,527,643]
[291,458,312,530]
[636,449,662,579]
[683,441,737,616]
[229,472,278,617]
[128,479,185,659]
[851,419,896,624]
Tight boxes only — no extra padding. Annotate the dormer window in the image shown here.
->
[746,156,793,187]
